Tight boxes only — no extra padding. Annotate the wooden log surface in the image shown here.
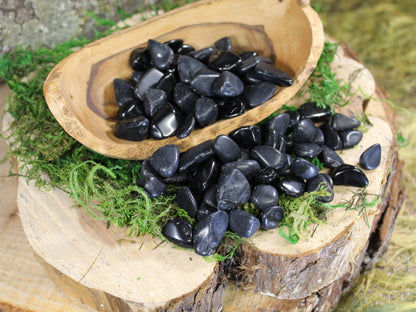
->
[0,41,405,312]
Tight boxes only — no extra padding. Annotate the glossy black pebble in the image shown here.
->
[178,140,215,172]
[216,168,251,210]
[115,116,150,141]
[214,135,241,163]
[312,128,325,145]
[292,118,318,143]
[176,186,198,218]
[277,176,306,197]
[117,100,143,120]
[193,210,229,256]
[188,158,221,195]
[135,67,164,101]
[162,218,193,248]
[129,47,151,71]
[219,97,245,119]
[320,123,342,150]
[291,158,319,180]
[175,114,195,139]
[212,71,244,97]
[164,38,183,53]
[177,55,207,83]
[250,145,286,170]
[294,142,322,159]
[173,82,198,113]
[209,50,242,72]
[339,130,363,149]
[320,145,344,168]
[197,203,218,222]
[229,125,262,149]
[263,113,290,136]
[229,209,260,238]
[331,113,361,131]
[177,44,195,55]
[253,167,279,185]
[143,88,167,118]
[113,78,135,107]
[238,56,271,75]
[298,102,332,121]
[147,39,174,71]
[194,97,218,127]
[150,104,181,139]
[139,176,166,198]
[189,47,215,63]
[203,184,218,208]
[306,174,334,203]
[254,62,293,87]
[332,164,369,187]
[150,144,180,178]
[140,158,159,180]
[214,36,232,51]
[250,185,279,210]
[360,143,381,170]
[191,68,220,97]
[261,206,284,230]
[221,159,261,182]
[242,82,276,108]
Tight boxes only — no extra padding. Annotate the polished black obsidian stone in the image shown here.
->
[229,209,260,238]
[155,72,177,100]
[320,145,344,168]
[238,51,258,61]
[150,103,181,139]
[320,123,342,150]
[291,157,319,180]
[241,82,276,108]
[175,114,196,139]
[332,164,369,187]
[339,130,363,149]
[178,140,215,172]
[131,70,145,85]
[213,36,232,51]
[254,62,293,87]
[117,99,143,120]
[137,176,166,198]
[134,67,164,100]
[113,78,135,107]
[177,55,207,83]
[292,118,318,143]
[219,97,245,119]
[298,102,332,121]
[252,167,279,185]
[238,56,272,75]
[294,142,322,159]
[189,47,216,63]
[150,144,180,178]
[197,202,218,222]
[190,68,220,97]
[177,44,195,55]
[142,88,167,118]
[162,217,193,248]
[312,128,325,145]
[115,115,149,141]
[277,176,306,197]
[286,110,301,128]
[214,135,241,163]
[250,184,279,210]
[212,71,244,97]
[331,113,361,131]
[147,39,174,71]
[208,50,242,72]
[176,186,198,218]
[164,39,184,53]
[173,82,198,113]
[221,159,261,182]
[306,174,334,203]
[261,206,284,230]
[360,143,381,170]
[188,157,221,195]
[229,125,262,149]
[250,145,286,170]
[216,168,250,210]
[129,46,151,71]
[194,97,218,127]
[203,184,218,208]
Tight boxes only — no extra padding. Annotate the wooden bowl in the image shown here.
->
[44,0,324,160]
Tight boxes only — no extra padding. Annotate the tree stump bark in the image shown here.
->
[13,45,405,312]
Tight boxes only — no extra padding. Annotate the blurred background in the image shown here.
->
[1,0,415,311]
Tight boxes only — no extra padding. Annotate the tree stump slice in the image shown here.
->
[14,45,404,312]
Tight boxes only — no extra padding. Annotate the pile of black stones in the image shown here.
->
[113,36,293,141]
[136,101,382,256]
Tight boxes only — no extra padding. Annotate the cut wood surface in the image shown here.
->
[43,0,324,160]
[0,30,405,312]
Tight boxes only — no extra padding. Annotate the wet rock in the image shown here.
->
[229,125,262,149]
[216,168,251,210]
[194,97,218,127]
[339,130,363,149]
[254,62,293,87]
[229,209,260,238]
[261,206,285,230]
[113,78,135,107]
[306,174,334,203]
[214,135,241,163]
[117,99,143,120]
[115,115,150,141]
[332,164,369,187]
[173,82,198,113]
[134,67,164,100]
[291,157,319,180]
[150,103,181,139]
[143,88,167,118]
[214,36,232,51]
[147,39,174,71]
[320,145,344,168]
[129,46,151,71]
[193,210,229,256]
[176,186,198,218]
[292,118,318,143]
[221,159,262,182]
[188,157,221,195]
[320,123,342,150]
[219,97,245,119]
[212,71,244,97]
[298,102,332,121]
[178,140,215,172]
[331,113,361,131]
[241,82,276,108]
[250,185,279,210]
[177,55,207,83]
[250,145,286,170]
[175,114,196,139]
[191,68,220,97]
[360,143,381,170]
[150,144,180,178]
[294,142,322,158]
[277,176,306,197]
[162,218,193,248]
[208,50,242,72]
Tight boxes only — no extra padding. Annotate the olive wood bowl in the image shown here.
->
[44,0,324,160]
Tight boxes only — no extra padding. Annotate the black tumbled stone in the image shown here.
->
[219,97,245,119]
[320,123,342,150]
[221,159,261,182]
[143,88,167,118]
[194,97,218,127]
[216,168,250,210]
[129,46,151,71]
[147,39,174,71]
[229,125,262,149]
[117,99,143,120]
[134,67,164,100]
[176,186,198,218]
[213,36,232,51]
[139,176,166,198]
[241,82,276,108]
[360,144,381,170]
[193,210,228,256]
[113,78,135,107]
[250,185,279,210]
[115,115,149,141]
[286,110,301,129]
[178,140,215,172]
[175,114,196,139]
[298,102,332,121]
[177,44,195,55]
[254,62,293,87]
[212,71,244,97]
[229,209,260,238]
[214,135,241,163]
[331,113,361,131]
[177,55,207,83]
[252,167,279,185]
[339,130,363,149]
[292,118,318,143]
[320,145,344,168]
[150,144,180,178]
[173,82,198,113]
[294,142,322,158]
[164,39,183,53]
[277,176,306,197]
[332,164,369,187]
[197,203,218,222]
[238,56,272,75]
[150,103,181,139]
[191,68,220,97]
[261,206,284,230]
[189,47,215,63]
[250,145,286,170]
[291,157,319,180]
[312,128,325,145]
[162,217,193,248]
[203,184,218,208]
[208,50,242,72]
[188,157,221,195]
[306,174,334,203]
